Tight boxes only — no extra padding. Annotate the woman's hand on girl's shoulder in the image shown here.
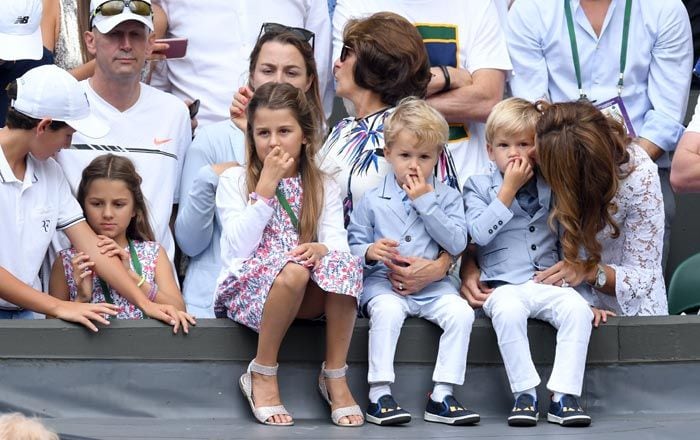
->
[230,86,254,131]
[70,252,96,303]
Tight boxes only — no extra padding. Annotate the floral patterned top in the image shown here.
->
[577,144,668,316]
[60,240,160,319]
[319,107,459,226]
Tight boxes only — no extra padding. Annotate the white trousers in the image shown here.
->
[366,293,475,385]
[483,280,593,396]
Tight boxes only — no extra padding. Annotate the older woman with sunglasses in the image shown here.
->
[319,12,460,296]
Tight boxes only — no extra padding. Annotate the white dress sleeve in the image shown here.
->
[602,145,668,315]
[216,167,275,269]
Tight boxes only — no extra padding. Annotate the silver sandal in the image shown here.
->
[239,360,294,426]
[318,362,364,427]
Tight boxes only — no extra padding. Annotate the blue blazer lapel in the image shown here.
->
[490,169,528,217]
[532,173,551,222]
[381,174,408,224]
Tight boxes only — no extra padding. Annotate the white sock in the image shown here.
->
[514,388,537,400]
[369,383,392,403]
[431,382,454,402]
[551,391,565,403]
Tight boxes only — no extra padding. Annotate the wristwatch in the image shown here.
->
[439,250,458,276]
[593,264,607,289]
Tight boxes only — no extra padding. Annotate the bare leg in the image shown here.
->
[298,283,363,425]
[253,263,310,424]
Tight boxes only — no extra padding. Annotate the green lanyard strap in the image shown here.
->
[97,239,146,318]
[276,188,299,230]
[564,0,632,99]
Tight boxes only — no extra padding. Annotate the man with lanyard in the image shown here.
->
[507,0,693,270]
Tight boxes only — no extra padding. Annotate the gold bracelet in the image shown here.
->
[136,274,146,288]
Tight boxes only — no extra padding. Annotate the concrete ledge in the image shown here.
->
[1,316,699,363]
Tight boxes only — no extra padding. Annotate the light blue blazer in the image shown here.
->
[463,170,559,285]
[348,173,468,307]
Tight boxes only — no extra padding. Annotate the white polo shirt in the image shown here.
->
[0,147,84,309]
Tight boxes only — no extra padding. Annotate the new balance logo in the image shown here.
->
[14,16,30,25]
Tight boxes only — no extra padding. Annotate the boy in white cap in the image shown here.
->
[54,0,191,264]
[0,65,192,332]
[0,0,54,126]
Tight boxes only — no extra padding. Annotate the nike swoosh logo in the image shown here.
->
[154,138,172,145]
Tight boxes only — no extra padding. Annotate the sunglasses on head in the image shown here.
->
[340,44,354,62]
[258,22,315,50]
[90,0,153,28]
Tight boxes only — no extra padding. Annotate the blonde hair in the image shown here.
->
[485,97,540,144]
[245,82,324,244]
[384,97,448,152]
[0,413,59,440]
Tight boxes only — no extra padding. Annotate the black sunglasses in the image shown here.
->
[257,22,315,50]
[340,44,354,62]
[90,0,153,29]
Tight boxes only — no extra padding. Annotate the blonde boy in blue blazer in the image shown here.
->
[463,98,594,428]
[348,98,477,427]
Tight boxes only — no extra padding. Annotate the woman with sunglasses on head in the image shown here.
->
[319,12,460,299]
[174,24,325,318]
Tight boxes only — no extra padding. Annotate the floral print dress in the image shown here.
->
[60,240,158,319]
[215,176,362,332]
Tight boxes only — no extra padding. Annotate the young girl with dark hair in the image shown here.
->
[50,154,194,327]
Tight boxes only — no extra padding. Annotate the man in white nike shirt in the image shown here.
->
[53,0,191,262]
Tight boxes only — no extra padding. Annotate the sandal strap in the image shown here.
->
[249,359,279,376]
[254,404,293,425]
[321,362,348,379]
[331,405,364,426]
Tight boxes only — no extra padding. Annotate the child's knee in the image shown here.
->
[489,298,529,323]
[561,299,594,326]
[368,295,406,329]
[273,263,310,293]
[444,299,475,327]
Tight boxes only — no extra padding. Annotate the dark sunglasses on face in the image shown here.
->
[340,44,354,62]
[257,22,315,50]
[90,0,153,28]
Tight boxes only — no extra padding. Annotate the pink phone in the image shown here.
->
[154,38,188,59]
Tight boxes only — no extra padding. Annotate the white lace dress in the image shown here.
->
[578,144,668,316]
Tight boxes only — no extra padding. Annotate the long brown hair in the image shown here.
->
[78,0,93,63]
[248,29,325,138]
[77,154,154,242]
[535,100,631,273]
[245,82,324,244]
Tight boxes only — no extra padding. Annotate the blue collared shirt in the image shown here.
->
[507,0,693,168]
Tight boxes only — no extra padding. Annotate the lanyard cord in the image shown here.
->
[276,188,299,230]
[97,239,146,318]
[564,0,632,99]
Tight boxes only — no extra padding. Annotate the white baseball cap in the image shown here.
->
[90,0,154,34]
[0,0,43,61]
[12,65,110,139]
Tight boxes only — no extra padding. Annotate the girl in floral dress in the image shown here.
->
[214,82,364,427]
[49,154,194,329]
